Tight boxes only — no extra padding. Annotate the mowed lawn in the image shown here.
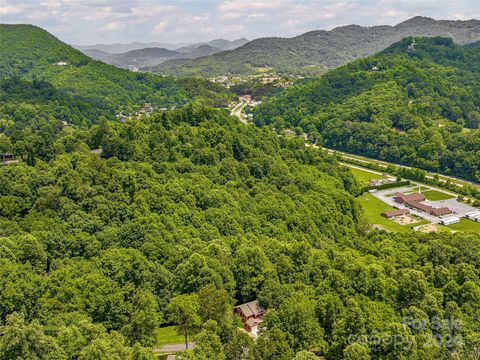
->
[349,167,383,185]
[422,189,456,201]
[154,326,184,346]
[448,218,480,232]
[357,193,427,232]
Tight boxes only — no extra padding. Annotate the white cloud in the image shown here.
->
[102,21,123,31]
[130,4,177,17]
[224,24,243,32]
[0,4,27,15]
[152,20,169,34]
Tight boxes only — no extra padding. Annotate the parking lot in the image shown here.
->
[424,198,479,217]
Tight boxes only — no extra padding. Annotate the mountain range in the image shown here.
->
[75,38,248,54]
[78,38,249,70]
[149,16,480,77]
[82,44,224,69]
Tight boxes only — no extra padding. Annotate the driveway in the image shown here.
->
[154,343,195,353]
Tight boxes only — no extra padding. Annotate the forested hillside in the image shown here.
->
[1,24,480,360]
[254,37,480,182]
[0,24,235,122]
[150,17,480,77]
[1,104,480,359]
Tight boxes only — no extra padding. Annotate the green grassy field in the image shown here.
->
[357,193,428,232]
[405,186,430,193]
[422,189,456,201]
[348,167,383,184]
[448,218,480,232]
[154,326,184,346]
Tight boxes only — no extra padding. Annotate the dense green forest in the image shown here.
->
[1,25,480,359]
[0,24,235,121]
[1,105,480,359]
[254,37,480,182]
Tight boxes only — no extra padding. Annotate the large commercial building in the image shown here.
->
[393,192,452,218]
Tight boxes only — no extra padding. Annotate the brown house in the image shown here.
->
[382,209,410,218]
[406,201,452,217]
[393,192,425,204]
[430,207,453,217]
[234,300,265,337]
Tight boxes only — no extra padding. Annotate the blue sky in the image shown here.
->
[1,0,479,45]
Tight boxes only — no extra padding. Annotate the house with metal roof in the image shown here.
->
[234,300,265,337]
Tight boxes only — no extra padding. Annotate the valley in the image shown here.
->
[229,97,480,234]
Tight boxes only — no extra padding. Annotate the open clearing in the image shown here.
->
[349,167,383,184]
[422,189,456,201]
[154,326,184,347]
[417,224,444,233]
[357,193,428,232]
[405,186,430,193]
[448,218,480,232]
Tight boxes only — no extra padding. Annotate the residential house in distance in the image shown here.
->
[0,153,17,165]
[382,209,410,219]
[369,176,396,187]
[234,300,265,338]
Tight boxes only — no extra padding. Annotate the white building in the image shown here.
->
[465,211,480,219]
[440,217,460,226]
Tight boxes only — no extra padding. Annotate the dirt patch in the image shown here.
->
[393,214,420,225]
[416,224,439,233]
[372,224,390,232]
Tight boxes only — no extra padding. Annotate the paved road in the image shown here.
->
[323,147,479,189]
[154,342,195,353]
[340,162,460,199]
[230,100,249,125]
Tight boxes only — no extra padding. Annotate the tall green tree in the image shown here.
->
[167,294,201,350]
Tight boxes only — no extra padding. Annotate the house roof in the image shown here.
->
[393,192,425,203]
[245,317,263,328]
[407,200,432,213]
[234,300,265,318]
[382,209,410,217]
[406,201,452,217]
[431,207,452,216]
